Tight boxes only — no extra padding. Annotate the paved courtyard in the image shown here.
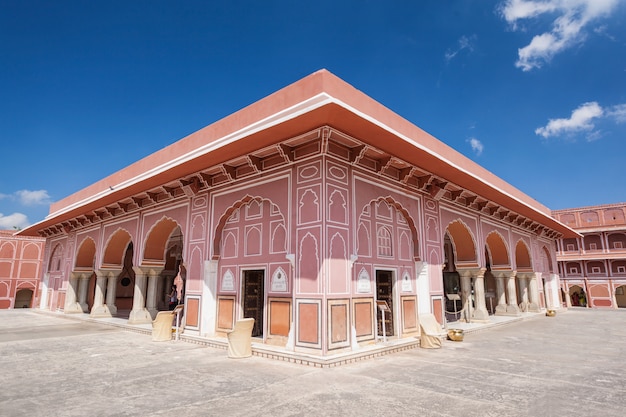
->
[1,308,624,417]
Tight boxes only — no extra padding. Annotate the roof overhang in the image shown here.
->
[18,69,579,239]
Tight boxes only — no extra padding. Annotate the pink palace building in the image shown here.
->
[553,203,626,309]
[0,230,45,309]
[18,70,578,356]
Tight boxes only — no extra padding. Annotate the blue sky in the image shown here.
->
[1,0,625,229]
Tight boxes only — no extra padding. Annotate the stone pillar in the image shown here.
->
[90,271,112,318]
[505,271,520,315]
[201,260,218,337]
[105,272,118,316]
[64,273,83,313]
[128,267,152,324]
[563,284,572,308]
[611,281,618,310]
[146,270,161,319]
[494,273,507,315]
[472,268,489,321]
[518,274,530,312]
[459,272,473,323]
[77,274,90,313]
[527,272,541,312]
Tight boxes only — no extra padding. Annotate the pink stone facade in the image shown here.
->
[0,230,45,309]
[19,71,577,355]
[553,203,626,309]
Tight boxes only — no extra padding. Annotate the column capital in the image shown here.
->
[494,270,516,279]
[133,266,164,277]
[516,271,534,280]
[98,268,122,278]
[456,267,486,278]
[70,271,89,280]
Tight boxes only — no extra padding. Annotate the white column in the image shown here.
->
[545,273,561,310]
[459,271,473,323]
[146,270,161,319]
[518,274,530,312]
[90,271,112,317]
[506,271,521,315]
[39,273,50,310]
[472,268,489,321]
[528,272,541,312]
[494,273,507,315]
[105,272,118,315]
[416,261,431,315]
[77,274,90,313]
[201,260,218,336]
[64,273,83,313]
[128,267,152,324]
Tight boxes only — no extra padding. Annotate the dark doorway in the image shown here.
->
[15,289,33,308]
[376,270,394,337]
[243,270,265,338]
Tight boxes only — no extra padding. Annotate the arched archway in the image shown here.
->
[539,246,553,309]
[484,231,511,314]
[569,284,587,307]
[445,220,477,266]
[485,231,510,268]
[75,238,96,270]
[442,220,477,323]
[73,238,98,313]
[48,243,63,273]
[98,229,135,317]
[102,228,133,267]
[15,288,33,308]
[514,240,533,307]
[213,196,288,340]
[514,240,532,271]
[615,285,626,308]
[357,197,420,338]
[143,217,185,312]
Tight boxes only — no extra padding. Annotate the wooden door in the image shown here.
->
[376,270,394,336]
[243,270,264,337]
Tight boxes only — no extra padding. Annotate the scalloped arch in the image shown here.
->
[213,195,286,259]
[359,196,420,260]
[143,216,181,262]
[445,220,477,264]
[48,243,63,272]
[515,239,533,271]
[485,231,510,267]
[102,228,133,266]
[75,237,96,269]
[541,245,553,273]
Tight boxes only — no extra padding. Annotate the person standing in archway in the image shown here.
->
[168,285,177,310]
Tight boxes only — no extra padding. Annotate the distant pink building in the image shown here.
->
[0,230,45,309]
[553,203,626,309]
[18,71,577,355]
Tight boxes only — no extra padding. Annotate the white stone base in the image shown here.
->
[90,305,112,318]
[472,308,490,321]
[128,308,153,324]
[64,302,83,314]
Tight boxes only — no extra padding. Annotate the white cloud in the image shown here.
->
[0,212,30,230]
[606,103,626,123]
[467,137,484,155]
[535,101,603,138]
[15,189,51,206]
[535,101,626,139]
[499,0,619,71]
[445,35,476,62]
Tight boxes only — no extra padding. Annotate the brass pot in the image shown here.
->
[546,309,556,317]
[447,329,464,342]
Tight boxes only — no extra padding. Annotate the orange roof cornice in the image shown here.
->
[18,69,578,238]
